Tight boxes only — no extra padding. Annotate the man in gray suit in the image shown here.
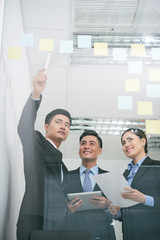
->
[17,69,72,240]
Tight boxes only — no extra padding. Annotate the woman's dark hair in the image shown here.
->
[121,128,148,153]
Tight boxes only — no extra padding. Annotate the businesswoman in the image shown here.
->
[109,128,160,240]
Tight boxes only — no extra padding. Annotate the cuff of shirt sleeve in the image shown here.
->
[144,195,154,207]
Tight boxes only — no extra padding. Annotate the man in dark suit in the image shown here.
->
[16,69,72,240]
[66,130,116,240]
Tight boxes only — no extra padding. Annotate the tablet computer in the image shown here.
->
[67,191,102,211]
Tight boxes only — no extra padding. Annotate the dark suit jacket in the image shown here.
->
[17,95,68,234]
[122,157,160,240]
[66,167,116,240]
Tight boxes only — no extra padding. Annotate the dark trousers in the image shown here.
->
[17,215,43,240]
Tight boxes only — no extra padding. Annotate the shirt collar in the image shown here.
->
[80,164,98,176]
[127,156,147,170]
[46,138,58,149]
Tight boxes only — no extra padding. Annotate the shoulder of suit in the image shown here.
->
[143,156,160,166]
[98,167,108,174]
[69,168,80,174]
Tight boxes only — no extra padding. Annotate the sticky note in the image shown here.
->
[59,40,73,53]
[137,102,153,115]
[125,78,140,92]
[146,120,160,134]
[77,35,91,48]
[94,43,108,56]
[118,96,133,110]
[39,39,54,51]
[151,48,160,60]
[148,68,160,82]
[146,84,160,98]
[130,44,146,56]
[128,61,143,74]
[113,48,127,61]
[7,47,22,59]
[20,33,34,46]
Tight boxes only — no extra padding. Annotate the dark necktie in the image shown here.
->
[83,169,92,192]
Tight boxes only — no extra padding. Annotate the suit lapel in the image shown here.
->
[131,157,152,188]
[70,168,83,192]
[123,169,130,180]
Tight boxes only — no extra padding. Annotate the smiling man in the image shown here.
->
[16,69,72,240]
[66,130,116,240]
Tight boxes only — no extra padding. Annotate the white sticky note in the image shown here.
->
[20,33,34,46]
[118,96,133,110]
[59,40,73,53]
[146,84,160,98]
[137,102,153,115]
[78,35,91,48]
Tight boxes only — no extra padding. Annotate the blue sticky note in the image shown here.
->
[113,48,127,61]
[20,33,34,46]
[59,40,73,53]
[151,48,160,60]
[118,96,133,110]
[146,84,160,98]
[78,35,91,48]
[128,61,143,74]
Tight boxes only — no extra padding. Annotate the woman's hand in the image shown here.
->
[121,187,146,203]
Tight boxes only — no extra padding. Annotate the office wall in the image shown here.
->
[1,0,31,239]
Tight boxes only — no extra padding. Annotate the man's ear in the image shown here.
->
[44,124,49,133]
[98,148,102,155]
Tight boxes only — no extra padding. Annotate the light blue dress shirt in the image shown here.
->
[80,165,99,190]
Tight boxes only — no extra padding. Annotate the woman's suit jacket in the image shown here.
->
[66,167,116,240]
[122,156,160,240]
[17,95,68,238]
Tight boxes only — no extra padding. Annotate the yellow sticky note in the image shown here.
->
[94,43,108,56]
[137,102,153,115]
[148,68,160,82]
[125,79,140,92]
[131,44,146,57]
[7,47,22,59]
[39,39,54,51]
[146,120,160,134]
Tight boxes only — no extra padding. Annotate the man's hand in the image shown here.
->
[67,197,83,214]
[88,196,110,209]
[32,69,47,99]
[108,201,121,216]
[121,187,146,203]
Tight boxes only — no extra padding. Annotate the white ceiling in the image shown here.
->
[19,0,160,160]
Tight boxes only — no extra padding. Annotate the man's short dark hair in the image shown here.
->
[79,130,102,148]
[45,108,72,125]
